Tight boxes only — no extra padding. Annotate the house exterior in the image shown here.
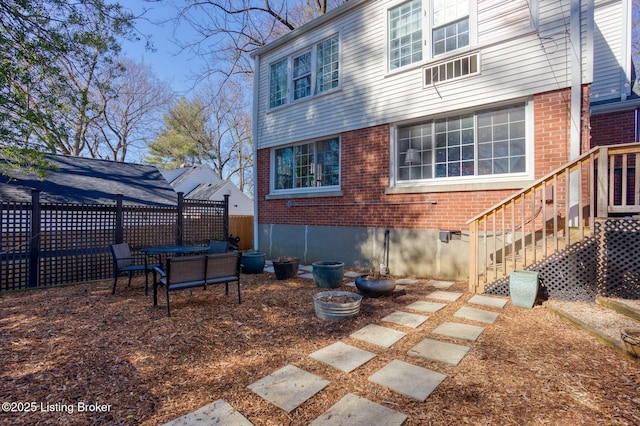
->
[160,164,254,216]
[589,0,638,146]
[251,0,632,279]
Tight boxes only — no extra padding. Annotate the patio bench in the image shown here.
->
[153,252,242,317]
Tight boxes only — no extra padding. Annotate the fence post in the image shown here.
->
[29,189,41,288]
[223,194,230,239]
[176,192,184,246]
[596,147,608,217]
[115,194,124,244]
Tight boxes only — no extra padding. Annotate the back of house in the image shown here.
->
[251,0,633,279]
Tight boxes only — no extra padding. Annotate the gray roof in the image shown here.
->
[186,181,228,199]
[0,155,178,206]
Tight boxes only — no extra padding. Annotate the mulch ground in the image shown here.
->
[0,272,639,425]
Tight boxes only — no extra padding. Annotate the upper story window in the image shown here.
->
[396,103,527,182]
[269,34,340,109]
[432,0,469,55]
[388,0,471,71]
[274,137,340,191]
[389,0,423,70]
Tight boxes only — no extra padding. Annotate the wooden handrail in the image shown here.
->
[468,142,640,293]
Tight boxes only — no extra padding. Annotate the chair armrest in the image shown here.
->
[152,266,166,278]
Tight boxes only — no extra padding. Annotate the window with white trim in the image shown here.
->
[388,0,472,71]
[396,103,527,181]
[274,138,340,191]
[268,34,340,108]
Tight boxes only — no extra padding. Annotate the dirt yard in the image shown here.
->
[0,272,639,425]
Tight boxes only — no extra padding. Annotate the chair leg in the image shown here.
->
[144,270,149,296]
[166,289,171,317]
[127,271,133,287]
[237,281,242,304]
[112,275,118,294]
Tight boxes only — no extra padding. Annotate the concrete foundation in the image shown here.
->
[257,224,470,280]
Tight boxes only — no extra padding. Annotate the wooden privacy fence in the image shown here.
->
[467,143,640,293]
[0,191,229,291]
[228,215,254,251]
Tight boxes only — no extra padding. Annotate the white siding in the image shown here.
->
[591,0,625,103]
[255,0,597,150]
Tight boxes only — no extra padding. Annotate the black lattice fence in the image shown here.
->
[484,218,640,301]
[0,191,228,291]
[596,218,640,299]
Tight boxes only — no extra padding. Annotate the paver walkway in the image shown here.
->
[161,267,509,426]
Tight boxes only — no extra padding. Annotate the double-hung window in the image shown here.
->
[388,0,472,71]
[396,103,528,182]
[269,34,340,108]
[274,138,340,191]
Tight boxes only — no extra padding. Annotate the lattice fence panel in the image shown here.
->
[0,202,31,291]
[183,199,226,245]
[596,219,640,299]
[484,235,599,302]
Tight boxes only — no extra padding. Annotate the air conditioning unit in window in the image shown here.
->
[423,52,481,88]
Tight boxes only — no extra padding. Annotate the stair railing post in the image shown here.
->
[596,147,609,217]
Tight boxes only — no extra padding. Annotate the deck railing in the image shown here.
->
[467,143,640,293]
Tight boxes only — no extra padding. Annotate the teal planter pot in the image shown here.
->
[241,252,266,274]
[312,261,344,288]
[509,270,539,308]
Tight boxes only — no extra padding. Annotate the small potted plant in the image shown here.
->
[271,256,299,280]
[241,251,266,274]
[355,260,396,298]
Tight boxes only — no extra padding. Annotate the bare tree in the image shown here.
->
[92,59,175,161]
[174,0,345,85]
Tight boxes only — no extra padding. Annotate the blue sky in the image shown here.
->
[122,2,203,96]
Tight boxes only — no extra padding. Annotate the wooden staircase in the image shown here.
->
[467,143,640,295]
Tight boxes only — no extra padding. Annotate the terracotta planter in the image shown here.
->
[313,291,362,321]
[272,257,299,280]
[355,275,396,298]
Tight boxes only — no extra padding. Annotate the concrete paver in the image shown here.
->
[408,338,470,365]
[454,306,500,324]
[396,278,418,285]
[426,291,464,302]
[468,295,508,309]
[428,280,455,289]
[350,324,406,348]
[431,322,485,341]
[369,360,446,401]
[309,341,376,373]
[161,400,252,426]
[406,300,447,313]
[382,311,429,328]
[247,365,329,413]
[309,393,407,426]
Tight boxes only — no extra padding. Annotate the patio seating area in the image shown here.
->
[0,267,639,425]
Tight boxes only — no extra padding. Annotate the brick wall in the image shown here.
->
[257,88,581,230]
[591,109,636,147]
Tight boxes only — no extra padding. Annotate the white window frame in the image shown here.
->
[386,0,478,73]
[267,33,341,110]
[271,137,342,195]
[389,99,535,189]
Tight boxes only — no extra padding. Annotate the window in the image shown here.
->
[432,0,469,56]
[388,0,472,71]
[316,36,340,93]
[269,35,340,108]
[274,138,340,191]
[389,0,423,70]
[396,104,527,181]
[270,59,288,108]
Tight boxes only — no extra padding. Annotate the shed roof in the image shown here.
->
[0,155,178,206]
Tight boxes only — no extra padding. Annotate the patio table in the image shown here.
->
[141,245,209,271]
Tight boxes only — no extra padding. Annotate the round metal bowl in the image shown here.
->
[313,291,362,321]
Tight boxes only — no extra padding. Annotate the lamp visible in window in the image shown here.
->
[405,148,420,165]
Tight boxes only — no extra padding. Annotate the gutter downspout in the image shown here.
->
[252,54,260,252]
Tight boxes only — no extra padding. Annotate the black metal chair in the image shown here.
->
[110,243,157,295]
[208,240,229,254]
